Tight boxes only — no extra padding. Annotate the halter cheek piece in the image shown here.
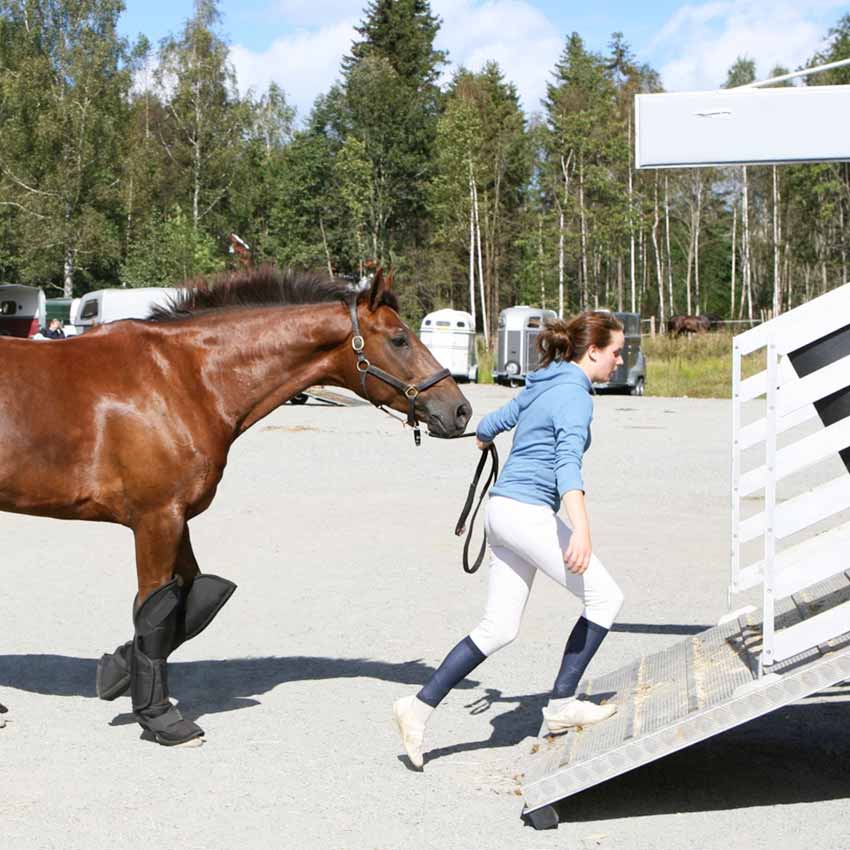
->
[347,297,451,446]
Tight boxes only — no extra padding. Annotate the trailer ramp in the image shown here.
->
[521,570,850,829]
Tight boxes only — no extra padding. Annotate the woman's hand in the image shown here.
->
[563,529,592,574]
[475,437,491,451]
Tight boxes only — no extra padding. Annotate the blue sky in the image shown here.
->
[117,1,847,120]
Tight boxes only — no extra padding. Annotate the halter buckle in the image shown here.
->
[404,386,419,400]
[352,335,365,352]
[356,358,370,372]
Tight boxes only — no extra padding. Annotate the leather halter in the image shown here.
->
[346,296,452,445]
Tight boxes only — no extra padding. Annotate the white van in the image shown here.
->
[0,284,47,338]
[419,308,478,382]
[74,287,181,333]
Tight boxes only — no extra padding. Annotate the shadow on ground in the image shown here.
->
[0,653,479,719]
[551,699,850,824]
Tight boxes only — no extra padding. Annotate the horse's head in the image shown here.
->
[348,270,472,438]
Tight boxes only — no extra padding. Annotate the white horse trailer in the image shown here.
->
[74,287,181,333]
[419,309,478,382]
[493,306,557,386]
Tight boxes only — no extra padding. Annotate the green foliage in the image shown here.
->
[0,0,132,294]
[0,0,849,344]
[120,207,224,287]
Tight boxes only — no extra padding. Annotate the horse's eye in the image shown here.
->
[391,335,408,348]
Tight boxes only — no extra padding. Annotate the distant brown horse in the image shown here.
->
[0,267,471,745]
[667,314,710,338]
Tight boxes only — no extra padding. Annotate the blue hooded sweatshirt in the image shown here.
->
[476,361,593,511]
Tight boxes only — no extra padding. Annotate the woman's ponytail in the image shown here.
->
[536,319,574,367]
[536,311,623,369]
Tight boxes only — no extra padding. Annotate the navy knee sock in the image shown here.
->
[417,636,486,708]
[552,616,609,699]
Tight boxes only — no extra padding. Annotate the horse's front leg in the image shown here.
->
[96,524,236,733]
[126,512,205,746]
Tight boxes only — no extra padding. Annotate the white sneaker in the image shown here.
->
[542,698,617,734]
[393,694,428,768]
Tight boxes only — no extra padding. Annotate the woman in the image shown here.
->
[393,311,626,769]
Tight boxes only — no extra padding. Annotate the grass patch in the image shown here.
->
[476,336,494,384]
[643,332,762,398]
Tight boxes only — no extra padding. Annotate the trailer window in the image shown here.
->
[0,300,17,315]
[526,317,541,328]
[80,300,99,319]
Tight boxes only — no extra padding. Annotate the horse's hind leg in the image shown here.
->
[96,524,236,710]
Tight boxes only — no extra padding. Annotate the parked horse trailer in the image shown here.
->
[493,306,557,385]
[419,309,478,382]
[0,284,46,338]
[74,287,181,333]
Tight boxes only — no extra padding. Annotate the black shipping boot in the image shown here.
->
[97,574,236,701]
[130,578,204,746]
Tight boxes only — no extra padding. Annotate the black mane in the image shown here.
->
[148,266,398,321]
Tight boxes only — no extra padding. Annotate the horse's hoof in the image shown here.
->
[136,704,205,747]
[173,736,205,748]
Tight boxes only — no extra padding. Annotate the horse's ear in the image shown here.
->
[367,266,393,312]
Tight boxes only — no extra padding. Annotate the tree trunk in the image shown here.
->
[742,166,753,321]
[538,215,545,310]
[558,152,573,319]
[730,201,737,320]
[472,179,488,346]
[578,156,589,311]
[664,175,674,315]
[468,164,476,329]
[628,112,636,313]
[617,255,624,312]
[652,177,665,329]
[772,165,781,316]
[694,180,703,315]
[63,247,75,298]
[558,204,565,318]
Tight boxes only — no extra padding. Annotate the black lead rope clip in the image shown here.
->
[428,432,499,573]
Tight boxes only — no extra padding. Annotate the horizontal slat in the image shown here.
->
[733,524,850,594]
[778,351,850,416]
[773,598,850,663]
[735,282,850,356]
[739,415,850,497]
[739,369,767,402]
[738,404,817,450]
[738,474,850,544]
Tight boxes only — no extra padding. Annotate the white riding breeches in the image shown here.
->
[469,495,624,657]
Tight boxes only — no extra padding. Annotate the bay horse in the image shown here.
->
[0,267,471,745]
[667,314,710,338]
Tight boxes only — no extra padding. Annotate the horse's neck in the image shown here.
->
[198,302,351,433]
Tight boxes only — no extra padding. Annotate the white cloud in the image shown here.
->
[229,18,357,117]
[433,0,562,113]
[650,1,842,91]
[229,0,565,119]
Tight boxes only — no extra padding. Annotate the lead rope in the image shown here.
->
[440,436,499,574]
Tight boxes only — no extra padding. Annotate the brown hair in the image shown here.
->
[536,311,624,368]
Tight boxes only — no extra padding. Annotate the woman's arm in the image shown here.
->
[562,490,592,574]
[475,397,521,444]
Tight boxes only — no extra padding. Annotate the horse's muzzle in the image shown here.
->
[424,398,472,437]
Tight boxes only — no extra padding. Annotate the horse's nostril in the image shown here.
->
[456,403,471,424]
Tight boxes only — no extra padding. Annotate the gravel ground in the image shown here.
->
[2,384,848,850]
